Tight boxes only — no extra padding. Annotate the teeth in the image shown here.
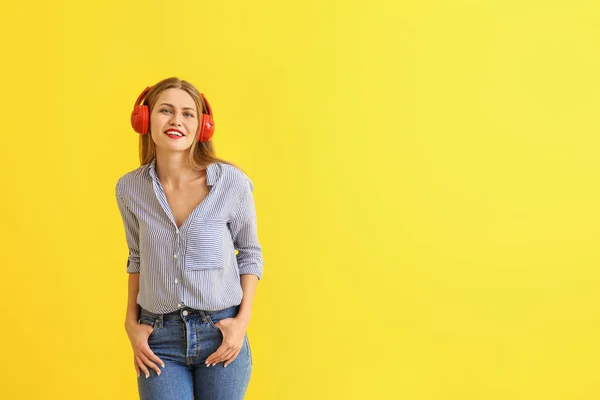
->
[166,131,183,137]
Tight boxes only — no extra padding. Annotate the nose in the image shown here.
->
[169,113,182,126]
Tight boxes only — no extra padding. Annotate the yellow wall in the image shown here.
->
[1,0,599,398]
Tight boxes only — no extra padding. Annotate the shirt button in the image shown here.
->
[174,254,178,259]
[175,278,178,284]
[177,303,182,308]
[182,310,189,316]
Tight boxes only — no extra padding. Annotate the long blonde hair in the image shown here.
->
[137,76,240,172]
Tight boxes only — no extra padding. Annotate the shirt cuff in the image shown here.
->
[239,266,263,280]
[126,259,140,274]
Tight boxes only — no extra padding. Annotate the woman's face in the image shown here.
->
[149,88,200,151]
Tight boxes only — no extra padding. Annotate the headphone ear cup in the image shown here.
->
[131,105,150,134]
[131,86,152,135]
[197,93,215,142]
[198,113,215,142]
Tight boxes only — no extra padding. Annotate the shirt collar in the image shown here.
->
[147,158,219,186]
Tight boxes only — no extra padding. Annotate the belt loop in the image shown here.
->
[156,314,164,329]
[199,310,207,323]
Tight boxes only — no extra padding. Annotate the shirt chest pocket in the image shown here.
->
[184,219,227,271]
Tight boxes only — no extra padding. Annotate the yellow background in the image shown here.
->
[1,0,599,398]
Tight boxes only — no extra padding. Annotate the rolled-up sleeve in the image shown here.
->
[116,181,141,274]
[229,179,264,280]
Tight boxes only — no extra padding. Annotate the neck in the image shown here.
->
[154,151,204,189]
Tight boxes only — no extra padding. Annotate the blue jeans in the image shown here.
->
[137,304,252,400]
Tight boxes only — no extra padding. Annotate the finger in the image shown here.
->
[134,357,141,377]
[143,346,165,369]
[216,348,238,364]
[218,349,238,367]
[210,345,236,364]
[205,346,227,366]
[136,355,151,378]
[211,347,239,366]
[139,353,162,376]
[224,349,241,368]
[206,352,228,366]
[140,354,162,377]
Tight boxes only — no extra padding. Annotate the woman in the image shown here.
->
[115,76,264,400]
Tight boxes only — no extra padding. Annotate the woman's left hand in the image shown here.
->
[205,317,249,368]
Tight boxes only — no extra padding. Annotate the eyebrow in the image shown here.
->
[158,103,196,111]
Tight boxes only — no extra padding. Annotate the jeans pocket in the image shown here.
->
[205,315,222,332]
[184,219,227,271]
[138,315,158,339]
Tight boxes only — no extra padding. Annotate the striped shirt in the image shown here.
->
[115,157,264,314]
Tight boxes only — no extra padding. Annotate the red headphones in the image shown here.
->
[130,86,215,142]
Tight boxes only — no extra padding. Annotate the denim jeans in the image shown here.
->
[137,304,252,400]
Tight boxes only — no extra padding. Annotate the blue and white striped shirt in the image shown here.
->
[115,158,264,314]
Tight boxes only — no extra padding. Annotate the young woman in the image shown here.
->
[115,76,264,400]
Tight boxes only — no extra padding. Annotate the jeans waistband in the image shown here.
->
[139,304,240,326]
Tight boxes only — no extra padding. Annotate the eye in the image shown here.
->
[185,112,195,118]
[160,108,172,114]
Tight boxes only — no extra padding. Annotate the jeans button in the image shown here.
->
[182,310,189,316]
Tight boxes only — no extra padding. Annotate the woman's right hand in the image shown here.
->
[126,322,165,378]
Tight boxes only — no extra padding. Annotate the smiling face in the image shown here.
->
[149,88,200,151]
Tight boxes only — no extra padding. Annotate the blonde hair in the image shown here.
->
[137,76,240,171]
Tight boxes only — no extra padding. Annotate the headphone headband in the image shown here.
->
[134,86,151,108]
